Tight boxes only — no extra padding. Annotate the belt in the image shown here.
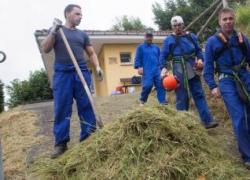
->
[219,72,250,103]
[172,53,196,63]
[218,73,234,80]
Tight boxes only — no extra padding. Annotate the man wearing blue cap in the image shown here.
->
[134,31,167,106]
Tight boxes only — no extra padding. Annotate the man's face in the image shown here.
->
[172,23,184,35]
[66,7,82,26]
[145,35,153,44]
[219,12,234,34]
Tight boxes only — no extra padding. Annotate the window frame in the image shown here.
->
[119,52,133,65]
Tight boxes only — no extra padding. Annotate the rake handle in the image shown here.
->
[59,28,103,128]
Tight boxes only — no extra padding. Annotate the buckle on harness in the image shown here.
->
[218,73,232,80]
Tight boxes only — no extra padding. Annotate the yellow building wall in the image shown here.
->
[93,43,162,96]
[91,49,109,97]
[102,44,140,96]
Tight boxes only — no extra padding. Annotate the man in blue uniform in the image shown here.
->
[204,8,250,168]
[134,32,167,105]
[42,4,103,158]
[160,16,218,129]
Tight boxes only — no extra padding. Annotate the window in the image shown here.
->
[120,52,132,64]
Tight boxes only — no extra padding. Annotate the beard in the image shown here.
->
[73,19,81,26]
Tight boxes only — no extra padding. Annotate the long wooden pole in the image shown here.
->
[197,2,223,38]
[184,0,221,31]
[59,28,104,129]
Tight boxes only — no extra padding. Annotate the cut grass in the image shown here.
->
[0,107,44,180]
[32,106,248,180]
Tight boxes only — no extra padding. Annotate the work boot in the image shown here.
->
[51,144,68,159]
[138,100,145,107]
[244,162,250,170]
[204,121,219,129]
[160,101,168,105]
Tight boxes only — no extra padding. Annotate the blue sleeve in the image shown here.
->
[157,46,160,57]
[191,33,204,61]
[203,38,218,90]
[160,38,171,69]
[157,46,161,65]
[134,45,143,69]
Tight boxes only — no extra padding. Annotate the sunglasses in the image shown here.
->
[173,24,182,27]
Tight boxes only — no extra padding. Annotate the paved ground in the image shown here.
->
[23,92,241,166]
[23,93,141,163]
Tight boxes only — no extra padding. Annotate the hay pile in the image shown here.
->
[0,108,44,179]
[32,106,247,179]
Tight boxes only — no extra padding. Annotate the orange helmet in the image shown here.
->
[162,75,178,91]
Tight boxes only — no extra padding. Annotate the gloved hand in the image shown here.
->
[138,68,143,75]
[194,59,203,70]
[211,87,221,98]
[96,66,104,81]
[160,67,168,78]
[50,18,62,35]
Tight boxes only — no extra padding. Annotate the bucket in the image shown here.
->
[128,87,135,94]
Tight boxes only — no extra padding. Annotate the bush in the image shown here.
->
[7,69,52,108]
[236,0,250,37]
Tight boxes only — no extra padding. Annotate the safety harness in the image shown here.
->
[170,32,197,99]
[215,31,250,103]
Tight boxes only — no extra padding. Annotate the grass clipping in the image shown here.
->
[33,106,247,179]
[0,107,44,180]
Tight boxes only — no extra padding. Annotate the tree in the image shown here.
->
[28,69,53,100]
[152,0,196,31]
[111,15,149,31]
[236,0,250,37]
[0,80,4,113]
[152,0,246,40]
[7,69,53,108]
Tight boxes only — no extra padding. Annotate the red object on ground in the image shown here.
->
[162,75,178,91]
[116,86,124,94]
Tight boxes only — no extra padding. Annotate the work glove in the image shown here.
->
[96,66,104,81]
[137,67,143,75]
[50,18,62,35]
[194,59,203,70]
[211,87,221,98]
[160,67,168,79]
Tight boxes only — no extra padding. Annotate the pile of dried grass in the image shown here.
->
[0,108,44,179]
[32,106,247,180]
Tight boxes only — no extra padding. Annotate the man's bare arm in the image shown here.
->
[41,18,62,53]
[85,45,103,81]
[41,33,55,53]
[85,45,100,67]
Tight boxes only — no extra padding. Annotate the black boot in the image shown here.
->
[51,144,68,159]
[204,121,219,129]
[244,162,250,170]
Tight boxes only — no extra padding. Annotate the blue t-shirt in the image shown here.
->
[53,26,91,64]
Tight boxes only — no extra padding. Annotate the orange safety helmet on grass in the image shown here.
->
[162,75,178,91]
